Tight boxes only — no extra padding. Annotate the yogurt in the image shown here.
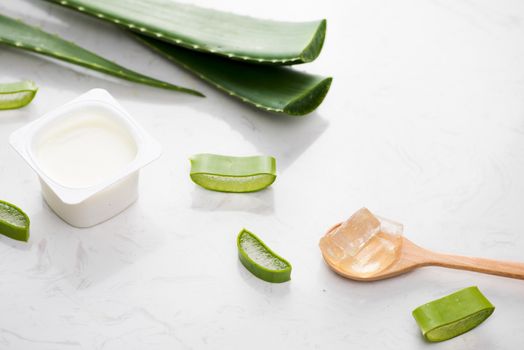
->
[34,110,137,189]
[10,89,162,227]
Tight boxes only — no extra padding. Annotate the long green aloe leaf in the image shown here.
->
[0,14,202,96]
[136,35,332,115]
[43,0,326,65]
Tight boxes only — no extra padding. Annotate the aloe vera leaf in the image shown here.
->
[190,154,276,193]
[0,14,203,96]
[43,0,326,65]
[412,286,495,342]
[237,229,292,283]
[0,200,30,242]
[0,81,38,110]
[136,35,332,115]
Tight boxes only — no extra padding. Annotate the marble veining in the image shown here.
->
[0,0,523,349]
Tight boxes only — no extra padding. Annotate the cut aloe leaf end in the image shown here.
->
[301,19,327,64]
[190,154,276,193]
[0,14,203,96]
[0,200,30,242]
[137,35,332,115]
[44,0,327,64]
[412,286,495,342]
[237,229,291,283]
[285,76,332,116]
[0,81,38,110]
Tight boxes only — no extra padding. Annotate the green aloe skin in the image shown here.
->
[0,200,30,242]
[0,14,202,95]
[137,36,332,115]
[42,0,326,64]
[237,229,292,283]
[190,154,277,193]
[0,81,38,110]
[412,286,495,342]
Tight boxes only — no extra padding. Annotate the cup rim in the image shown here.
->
[9,88,162,205]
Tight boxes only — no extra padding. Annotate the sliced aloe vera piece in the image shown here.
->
[190,154,276,193]
[412,286,495,342]
[0,14,202,96]
[0,81,38,110]
[137,35,332,115]
[0,200,30,242]
[44,0,326,65]
[237,229,291,283]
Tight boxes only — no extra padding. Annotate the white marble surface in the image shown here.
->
[1,0,524,348]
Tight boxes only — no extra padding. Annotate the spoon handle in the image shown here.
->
[426,251,524,280]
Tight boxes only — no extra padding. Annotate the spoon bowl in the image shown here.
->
[322,223,524,281]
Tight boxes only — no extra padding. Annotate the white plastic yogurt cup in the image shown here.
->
[10,89,162,227]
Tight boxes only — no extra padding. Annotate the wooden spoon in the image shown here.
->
[322,223,524,281]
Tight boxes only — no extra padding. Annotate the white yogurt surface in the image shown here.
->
[34,110,137,188]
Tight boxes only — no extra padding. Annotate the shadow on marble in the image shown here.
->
[236,259,291,297]
[0,235,32,251]
[0,107,36,125]
[191,186,274,214]
[28,200,165,290]
[199,104,329,172]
